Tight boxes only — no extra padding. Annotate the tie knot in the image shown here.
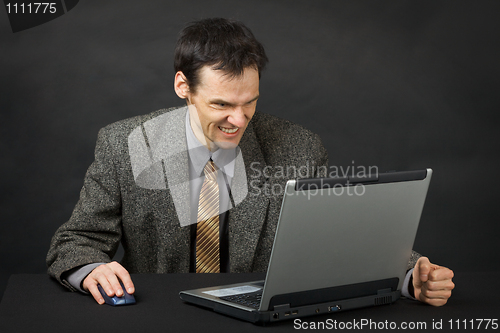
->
[204,160,217,181]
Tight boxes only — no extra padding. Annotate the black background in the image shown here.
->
[1,0,499,301]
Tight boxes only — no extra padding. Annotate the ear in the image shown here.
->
[174,71,190,100]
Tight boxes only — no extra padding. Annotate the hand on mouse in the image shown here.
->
[83,261,135,305]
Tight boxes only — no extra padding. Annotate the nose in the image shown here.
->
[227,107,247,128]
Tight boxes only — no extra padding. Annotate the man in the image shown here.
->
[46,18,454,307]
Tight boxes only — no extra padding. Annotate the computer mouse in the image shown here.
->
[97,281,136,306]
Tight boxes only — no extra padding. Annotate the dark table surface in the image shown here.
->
[0,272,498,333]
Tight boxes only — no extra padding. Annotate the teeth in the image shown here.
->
[219,126,238,134]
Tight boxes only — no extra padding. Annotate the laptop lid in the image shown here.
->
[258,169,432,311]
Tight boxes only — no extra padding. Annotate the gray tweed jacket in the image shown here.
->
[46,106,420,291]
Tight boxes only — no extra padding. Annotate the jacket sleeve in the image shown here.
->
[311,132,329,178]
[46,127,122,290]
[408,250,422,270]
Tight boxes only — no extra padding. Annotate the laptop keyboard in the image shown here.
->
[219,290,262,309]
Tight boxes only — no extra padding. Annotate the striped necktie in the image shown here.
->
[196,160,220,273]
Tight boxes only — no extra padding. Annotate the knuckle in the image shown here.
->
[430,269,442,280]
[419,293,430,303]
[109,261,125,273]
[421,289,432,298]
[426,280,437,290]
[97,263,108,270]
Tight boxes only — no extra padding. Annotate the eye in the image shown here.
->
[212,103,228,110]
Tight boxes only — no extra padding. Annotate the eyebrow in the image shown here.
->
[210,95,260,106]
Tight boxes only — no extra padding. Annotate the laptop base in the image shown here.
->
[180,289,401,325]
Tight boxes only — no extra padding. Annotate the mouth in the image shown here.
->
[218,126,239,134]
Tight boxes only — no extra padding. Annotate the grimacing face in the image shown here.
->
[175,66,260,151]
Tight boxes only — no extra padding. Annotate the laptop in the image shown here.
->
[179,169,432,324]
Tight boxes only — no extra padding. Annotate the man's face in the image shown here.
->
[181,66,260,150]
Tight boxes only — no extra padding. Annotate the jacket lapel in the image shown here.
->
[140,107,191,272]
[141,107,191,227]
[228,121,270,273]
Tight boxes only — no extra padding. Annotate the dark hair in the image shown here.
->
[174,18,268,92]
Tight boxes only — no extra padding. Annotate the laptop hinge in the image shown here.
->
[273,304,291,311]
